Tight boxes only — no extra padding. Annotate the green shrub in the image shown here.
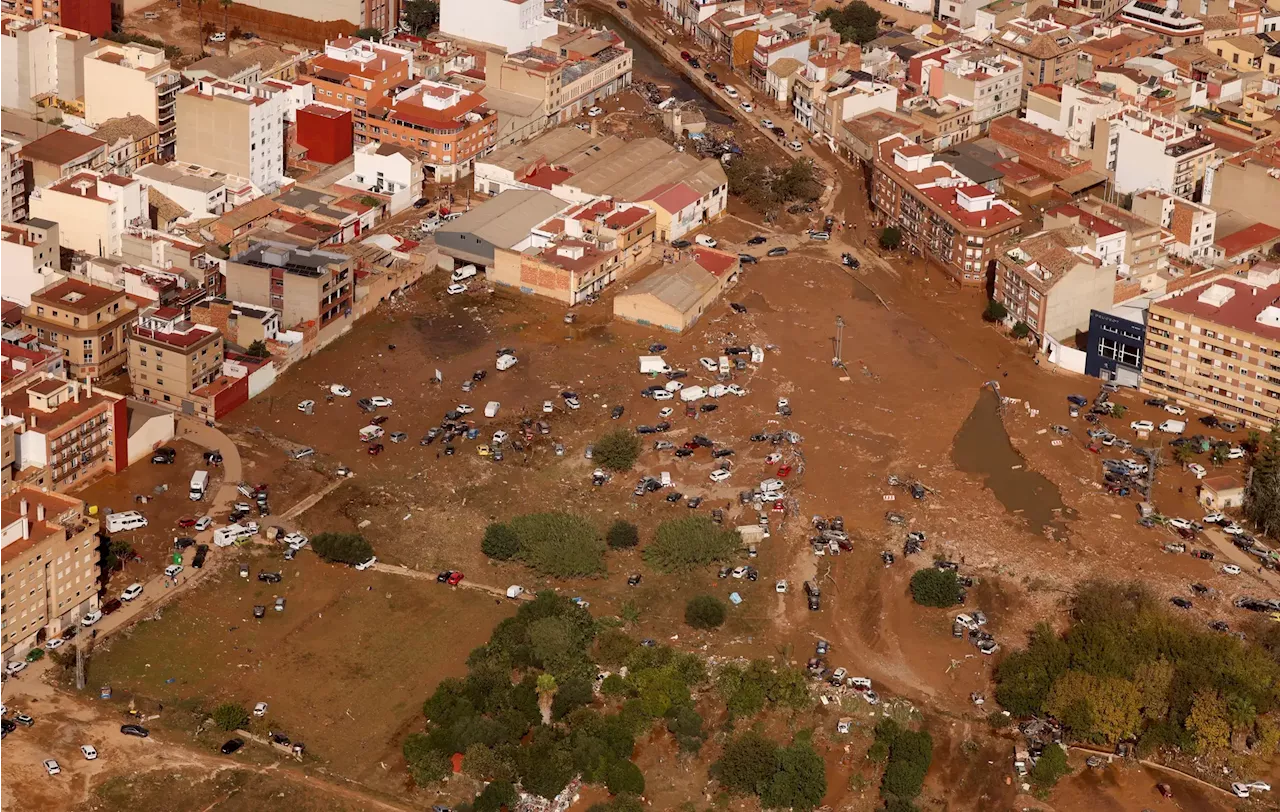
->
[879,226,902,250]
[983,300,1008,322]
[1011,321,1031,339]
[211,702,249,731]
[1029,744,1070,788]
[606,520,640,549]
[310,532,374,565]
[684,595,727,629]
[909,568,961,608]
[508,512,605,577]
[644,517,738,573]
[595,430,641,472]
[482,522,520,560]
[605,759,646,796]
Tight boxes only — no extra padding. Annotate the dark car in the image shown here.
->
[253,605,266,618]
[671,239,691,248]
[687,496,703,508]
[688,56,700,68]
[1170,597,1193,609]
[636,425,656,434]
[1,719,15,737]
[627,573,642,586]
[472,370,488,382]
[771,126,786,138]
[666,369,688,380]
[807,594,820,611]
[712,448,734,458]
[174,536,195,550]
[699,403,718,413]
[1199,415,1220,427]
[747,235,767,245]
[370,415,389,426]
[666,492,683,503]
[101,598,122,616]
[738,253,758,264]
[258,571,282,583]
[729,302,748,313]
[121,724,150,738]
[675,448,694,457]
[841,253,860,269]
[437,571,453,583]
[766,247,789,257]
[413,198,430,209]
[151,447,176,464]
[368,443,384,456]
[1144,398,1167,407]
[611,406,625,420]
[703,71,717,81]
[654,422,671,432]
[203,450,223,465]
[692,435,713,448]
[221,738,244,754]
[192,544,209,568]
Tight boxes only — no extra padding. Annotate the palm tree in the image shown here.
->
[220,0,233,53]
[195,0,207,56]
[536,673,557,726]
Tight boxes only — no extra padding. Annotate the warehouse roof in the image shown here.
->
[437,189,566,249]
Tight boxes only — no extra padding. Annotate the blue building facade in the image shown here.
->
[1085,309,1145,386]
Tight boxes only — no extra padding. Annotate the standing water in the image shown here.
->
[951,390,1072,538]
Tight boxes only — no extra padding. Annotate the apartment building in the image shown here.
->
[1,487,101,666]
[235,0,399,35]
[367,80,497,182]
[225,242,353,331]
[300,37,412,147]
[1132,190,1217,261]
[133,161,258,219]
[119,228,226,295]
[1042,204,1128,268]
[748,12,826,91]
[2,136,26,221]
[1204,144,1280,230]
[494,35,634,126]
[21,278,137,379]
[993,227,1118,343]
[440,0,557,52]
[83,42,180,159]
[993,17,1086,99]
[1,219,63,306]
[871,134,1024,286]
[0,15,96,113]
[182,43,311,86]
[129,307,224,413]
[3,374,126,493]
[1120,1,1205,46]
[27,171,147,258]
[176,79,288,194]
[91,115,159,176]
[1077,199,1168,277]
[1080,27,1162,68]
[18,128,105,189]
[792,67,897,142]
[1024,81,1125,153]
[1098,109,1215,198]
[1141,268,1280,426]
[336,141,423,215]
[0,0,108,35]
[925,48,1021,129]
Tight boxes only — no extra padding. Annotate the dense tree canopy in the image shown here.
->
[1245,427,1280,537]
[684,595,727,629]
[818,1,883,44]
[909,568,962,607]
[713,732,827,811]
[481,513,606,577]
[595,430,642,472]
[311,532,374,565]
[643,517,739,572]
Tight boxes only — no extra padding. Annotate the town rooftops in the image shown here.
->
[1215,222,1280,257]
[527,238,614,274]
[622,260,721,313]
[133,320,220,349]
[639,182,702,214]
[1,487,87,564]
[440,189,568,249]
[1156,273,1280,340]
[234,241,348,275]
[19,129,105,166]
[691,248,738,277]
[1046,204,1124,237]
[29,278,125,314]
[92,115,159,144]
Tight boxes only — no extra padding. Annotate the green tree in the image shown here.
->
[1045,672,1141,745]
[713,731,780,797]
[470,780,518,812]
[1212,444,1230,467]
[464,741,516,782]
[507,513,605,577]
[605,759,646,796]
[644,517,738,572]
[310,532,374,565]
[195,0,207,55]
[482,522,520,560]
[1245,429,1262,454]
[245,339,270,358]
[909,568,962,607]
[220,0,233,52]
[402,0,440,35]
[762,738,827,811]
[595,430,641,472]
[1011,322,1031,340]
[1110,404,1126,419]
[1029,744,1070,789]
[211,702,249,731]
[879,226,902,250]
[665,704,706,753]
[1172,444,1194,466]
[606,520,640,549]
[684,595,726,629]
[404,733,450,786]
[1245,428,1280,538]
[1133,659,1174,721]
[1185,690,1231,753]
[536,673,558,726]
[816,0,883,44]
[586,796,645,812]
[881,728,932,802]
[353,26,383,40]
[983,300,1008,322]
[772,159,821,203]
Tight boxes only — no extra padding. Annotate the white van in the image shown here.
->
[708,384,729,398]
[359,425,385,442]
[718,356,730,375]
[1159,419,1186,434]
[496,354,518,371]
[695,234,718,248]
[451,264,478,283]
[750,345,764,364]
[484,401,501,418]
[679,385,707,402]
[106,511,148,533]
[660,471,672,488]
[506,585,525,599]
[214,524,250,547]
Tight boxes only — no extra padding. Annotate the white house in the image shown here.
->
[0,220,64,306]
[28,171,147,258]
[338,142,424,215]
[439,0,558,53]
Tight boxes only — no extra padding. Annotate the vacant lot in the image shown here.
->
[83,551,513,798]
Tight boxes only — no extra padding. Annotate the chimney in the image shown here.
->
[73,383,80,404]
[28,412,36,428]
[37,503,45,521]
[20,498,28,515]
[85,377,93,396]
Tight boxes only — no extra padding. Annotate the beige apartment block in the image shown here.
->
[129,307,225,413]
[176,79,287,193]
[21,278,137,380]
[83,42,180,159]
[1,487,101,665]
[225,242,354,331]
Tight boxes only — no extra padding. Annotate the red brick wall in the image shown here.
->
[296,107,354,165]
[110,396,129,473]
[60,0,111,37]
[213,376,250,419]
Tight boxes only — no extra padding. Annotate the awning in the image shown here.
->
[1054,170,1108,195]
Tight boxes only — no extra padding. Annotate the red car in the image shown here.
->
[680,50,692,61]
[776,465,793,477]
[368,443,385,456]
[773,500,786,512]
[682,441,700,450]
[177,517,197,528]
[447,571,464,586]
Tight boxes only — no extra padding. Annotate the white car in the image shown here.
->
[543,401,554,413]
[164,564,183,578]
[330,384,351,397]
[1228,447,1246,460]
[699,357,718,372]
[831,667,848,682]
[493,430,509,444]
[1203,512,1226,524]
[1168,518,1192,531]
[695,234,718,248]
[565,397,581,410]
[664,380,684,392]
[709,469,732,483]
[121,583,144,602]
[297,399,315,412]
[5,661,27,675]
[765,452,782,465]
[195,517,213,531]
[1187,463,1207,479]
[760,478,785,492]
[355,556,377,571]
[1130,420,1154,432]
[44,760,60,776]
[46,638,64,650]
[81,610,103,627]
[587,106,604,117]
[81,745,98,760]
[724,86,739,98]
[777,397,790,411]
[1164,404,1186,415]
[370,396,393,408]
[447,283,467,295]
[775,580,788,593]
[761,118,774,129]
[726,384,746,396]
[1232,783,1251,798]
[658,407,673,418]
[652,390,674,401]
[1223,564,1242,575]
[731,566,748,579]
[253,702,268,717]
[456,404,475,415]
[1249,781,1272,792]
[1224,524,1246,536]
[285,532,309,550]
[740,101,754,113]
[208,32,226,42]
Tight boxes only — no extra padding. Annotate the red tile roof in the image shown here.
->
[640,182,700,214]
[1158,278,1280,341]
[604,206,649,230]
[1216,223,1280,257]
[692,248,738,277]
[1047,204,1124,237]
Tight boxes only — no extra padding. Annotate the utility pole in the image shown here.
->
[832,315,844,368]
[75,641,85,691]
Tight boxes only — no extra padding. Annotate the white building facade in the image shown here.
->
[440,0,559,52]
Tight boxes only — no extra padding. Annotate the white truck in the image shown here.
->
[496,353,518,371]
[679,385,707,402]
[189,470,209,501]
[1159,419,1187,434]
[638,355,672,375]
[106,511,148,533]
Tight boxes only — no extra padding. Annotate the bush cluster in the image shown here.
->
[480,513,605,577]
[311,532,374,565]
